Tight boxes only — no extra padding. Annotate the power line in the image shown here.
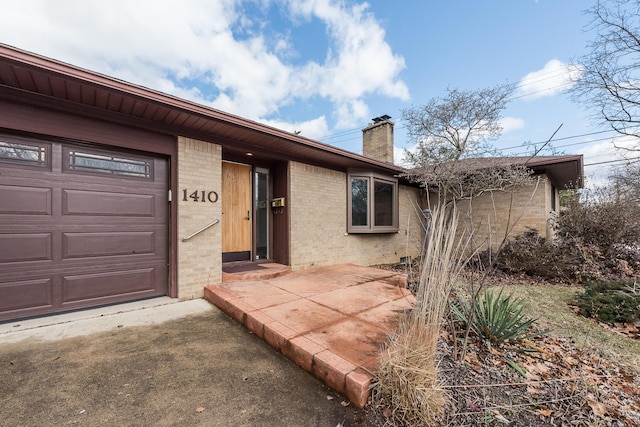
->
[317,67,579,141]
[499,129,619,152]
[584,156,640,167]
[318,126,362,140]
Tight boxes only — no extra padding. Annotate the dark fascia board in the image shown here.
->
[525,156,584,189]
[0,43,406,178]
[407,155,585,190]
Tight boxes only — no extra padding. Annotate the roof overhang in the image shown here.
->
[523,155,584,189]
[411,155,585,190]
[0,43,406,178]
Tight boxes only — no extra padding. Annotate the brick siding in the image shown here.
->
[289,161,424,269]
[177,137,222,299]
[362,121,394,163]
[436,175,555,252]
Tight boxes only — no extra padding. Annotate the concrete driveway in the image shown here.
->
[0,300,384,426]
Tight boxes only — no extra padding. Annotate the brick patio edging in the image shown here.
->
[203,285,373,408]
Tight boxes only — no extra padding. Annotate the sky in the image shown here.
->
[0,0,634,186]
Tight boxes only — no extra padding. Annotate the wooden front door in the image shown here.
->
[222,161,252,262]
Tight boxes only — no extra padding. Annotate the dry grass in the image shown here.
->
[375,320,447,424]
[374,206,471,425]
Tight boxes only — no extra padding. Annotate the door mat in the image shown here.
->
[222,264,267,274]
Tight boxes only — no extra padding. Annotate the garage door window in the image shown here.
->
[65,148,152,179]
[0,139,48,168]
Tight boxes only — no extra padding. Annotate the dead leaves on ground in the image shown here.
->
[523,335,639,424]
[602,321,640,340]
[440,332,640,425]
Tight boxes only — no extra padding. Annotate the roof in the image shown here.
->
[0,44,584,189]
[419,156,584,189]
[0,43,405,177]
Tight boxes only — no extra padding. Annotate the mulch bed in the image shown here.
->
[432,332,640,426]
[369,262,640,426]
[370,329,640,426]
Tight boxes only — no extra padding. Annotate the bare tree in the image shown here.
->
[401,84,541,361]
[570,0,640,147]
[610,160,640,203]
[401,84,534,205]
[403,85,513,165]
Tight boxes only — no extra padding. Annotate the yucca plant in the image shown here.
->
[451,288,541,349]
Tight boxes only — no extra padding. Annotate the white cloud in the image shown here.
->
[517,59,582,100]
[261,115,330,139]
[0,0,408,135]
[394,145,414,168]
[500,117,525,134]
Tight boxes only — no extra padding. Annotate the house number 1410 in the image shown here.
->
[182,189,219,203]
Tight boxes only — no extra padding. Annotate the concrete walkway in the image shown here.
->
[204,263,415,408]
[0,297,213,344]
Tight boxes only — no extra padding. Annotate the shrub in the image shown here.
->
[490,229,600,282]
[556,186,640,275]
[556,191,640,259]
[609,244,640,276]
[575,279,640,324]
[451,288,542,349]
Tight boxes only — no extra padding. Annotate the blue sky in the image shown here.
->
[0,0,628,185]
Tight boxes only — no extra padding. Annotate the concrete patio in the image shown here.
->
[204,263,415,408]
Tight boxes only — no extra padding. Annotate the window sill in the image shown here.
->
[347,228,399,234]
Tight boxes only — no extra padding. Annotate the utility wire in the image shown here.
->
[584,156,640,166]
[318,67,578,141]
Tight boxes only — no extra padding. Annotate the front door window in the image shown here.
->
[255,168,269,260]
[222,161,271,263]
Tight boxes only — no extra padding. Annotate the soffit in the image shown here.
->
[0,44,405,177]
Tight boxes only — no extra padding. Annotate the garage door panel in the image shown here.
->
[62,231,155,259]
[0,137,169,321]
[0,185,51,215]
[62,268,157,303]
[0,233,52,262]
[0,278,52,312]
[63,189,155,217]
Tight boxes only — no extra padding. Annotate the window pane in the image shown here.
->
[0,140,47,167]
[374,180,394,226]
[67,150,151,178]
[351,178,368,226]
[255,169,269,260]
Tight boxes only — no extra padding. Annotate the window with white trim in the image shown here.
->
[348,171,399,233]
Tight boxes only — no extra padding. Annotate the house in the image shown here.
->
[0,44,425,322]
[421,155,584,251]
[0,44,586,323]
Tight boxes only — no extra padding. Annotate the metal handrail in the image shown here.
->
[180,218,220,242]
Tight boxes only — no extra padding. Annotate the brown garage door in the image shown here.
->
[0,134,169,321]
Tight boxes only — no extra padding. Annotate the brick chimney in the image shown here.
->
[362,115,394,163]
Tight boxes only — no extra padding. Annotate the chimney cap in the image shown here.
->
[371,114,391,123]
